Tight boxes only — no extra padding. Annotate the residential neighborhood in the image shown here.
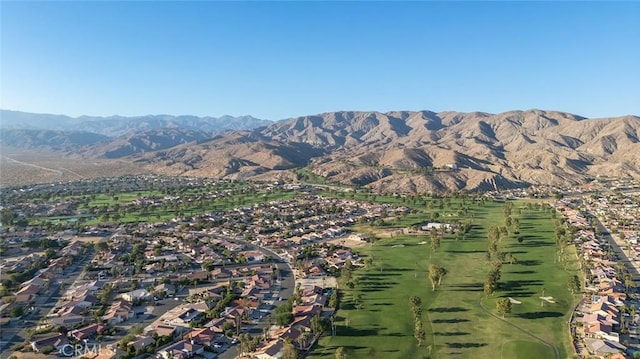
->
[556,187,640,358]
[0,177,403,358]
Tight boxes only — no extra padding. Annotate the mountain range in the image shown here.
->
[0,110,271,137]
[2,109,639,192]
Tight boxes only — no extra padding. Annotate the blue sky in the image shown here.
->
[2,1,638,121]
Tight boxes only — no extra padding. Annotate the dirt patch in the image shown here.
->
[326,237,368,248]
[73,236,105,243]
[298,276,338,288]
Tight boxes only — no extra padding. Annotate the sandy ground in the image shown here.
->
[72,236,105,243]
[298,276,338,288]
[325,237,368,248]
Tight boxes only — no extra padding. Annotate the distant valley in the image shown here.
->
[1,109,639,191]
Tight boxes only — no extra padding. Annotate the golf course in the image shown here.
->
[310,198,580,359]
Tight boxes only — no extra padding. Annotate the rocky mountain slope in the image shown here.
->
[137,109,640,192]
[3,109,638,192]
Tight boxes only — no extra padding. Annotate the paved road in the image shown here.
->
[591,214,640,282]
[217,245,295,359]
[0,249,95,359]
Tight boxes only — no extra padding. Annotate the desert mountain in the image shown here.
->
[0,110,271,137]
[136,109,640,192]
[0,127,213,158]
[3,109,638,192]
[0,129,111,152]
[85,128,212,158]
[136,131,324,179]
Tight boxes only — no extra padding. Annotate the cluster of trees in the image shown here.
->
[428,264,447,291]
[0,209,28,227]
[328,288,339,309]
[238,333,261,356]
[484,260,501,297]
[568,274,581,295]
[429,229,441,254]
[341,259,357,289]
[483,209,522,297]
[275,300,295,327]
[410,296,426,346]
[281,339,299,359]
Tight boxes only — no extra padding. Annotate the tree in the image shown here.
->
[311,313,325,334]
[282,339,298,359]
[0,209,16,226]
[428,264,447,291]
[329,289,339,308]
[496,297,512,318]
[568,274,581,294]
[410,296,422,307]
[364,257,373,269]
[8,306,23,318]
[437,266,447,285]
[484,277,497,297]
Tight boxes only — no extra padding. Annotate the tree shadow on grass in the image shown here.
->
[503,291,537,297]
[516,240,552,247]
[432,318,470,324]
[509,270,536,275]
[358,280,398,287]
[517,260,542,266]
[501,279,543,292]
[360,285,394,292]
[445,342,488,348]
[434,331,470,336]
[446,249,486,254]
[337,328,380,336]
[384,332,406,337]
[516,311,564,319]
[344,345,369,351]
[447,283,483,292]
[384,268,413,272]
[428,307,469,313]
[359,272,401,278]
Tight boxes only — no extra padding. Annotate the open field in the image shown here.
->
[0,149,146,188]
[311,200,580,359]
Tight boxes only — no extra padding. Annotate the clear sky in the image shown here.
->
[1,1,638,121]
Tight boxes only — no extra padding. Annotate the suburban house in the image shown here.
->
[156,340,204,359]
[31,334,70,353]
[121,289,151,302]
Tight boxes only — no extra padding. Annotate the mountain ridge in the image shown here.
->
[2,109,639,192]
[0,110,271,137]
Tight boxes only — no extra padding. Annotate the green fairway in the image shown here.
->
[311,200,579,359]
[501,340,554,359]
[35,189,298,225]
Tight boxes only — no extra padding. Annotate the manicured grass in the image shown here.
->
[311,201,580,359]
[501,340,554,359]
[87,191,162,206]
[37,190,299,225]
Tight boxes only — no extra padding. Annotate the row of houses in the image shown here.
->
[252,285,333,359]
[557,201,635,358]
